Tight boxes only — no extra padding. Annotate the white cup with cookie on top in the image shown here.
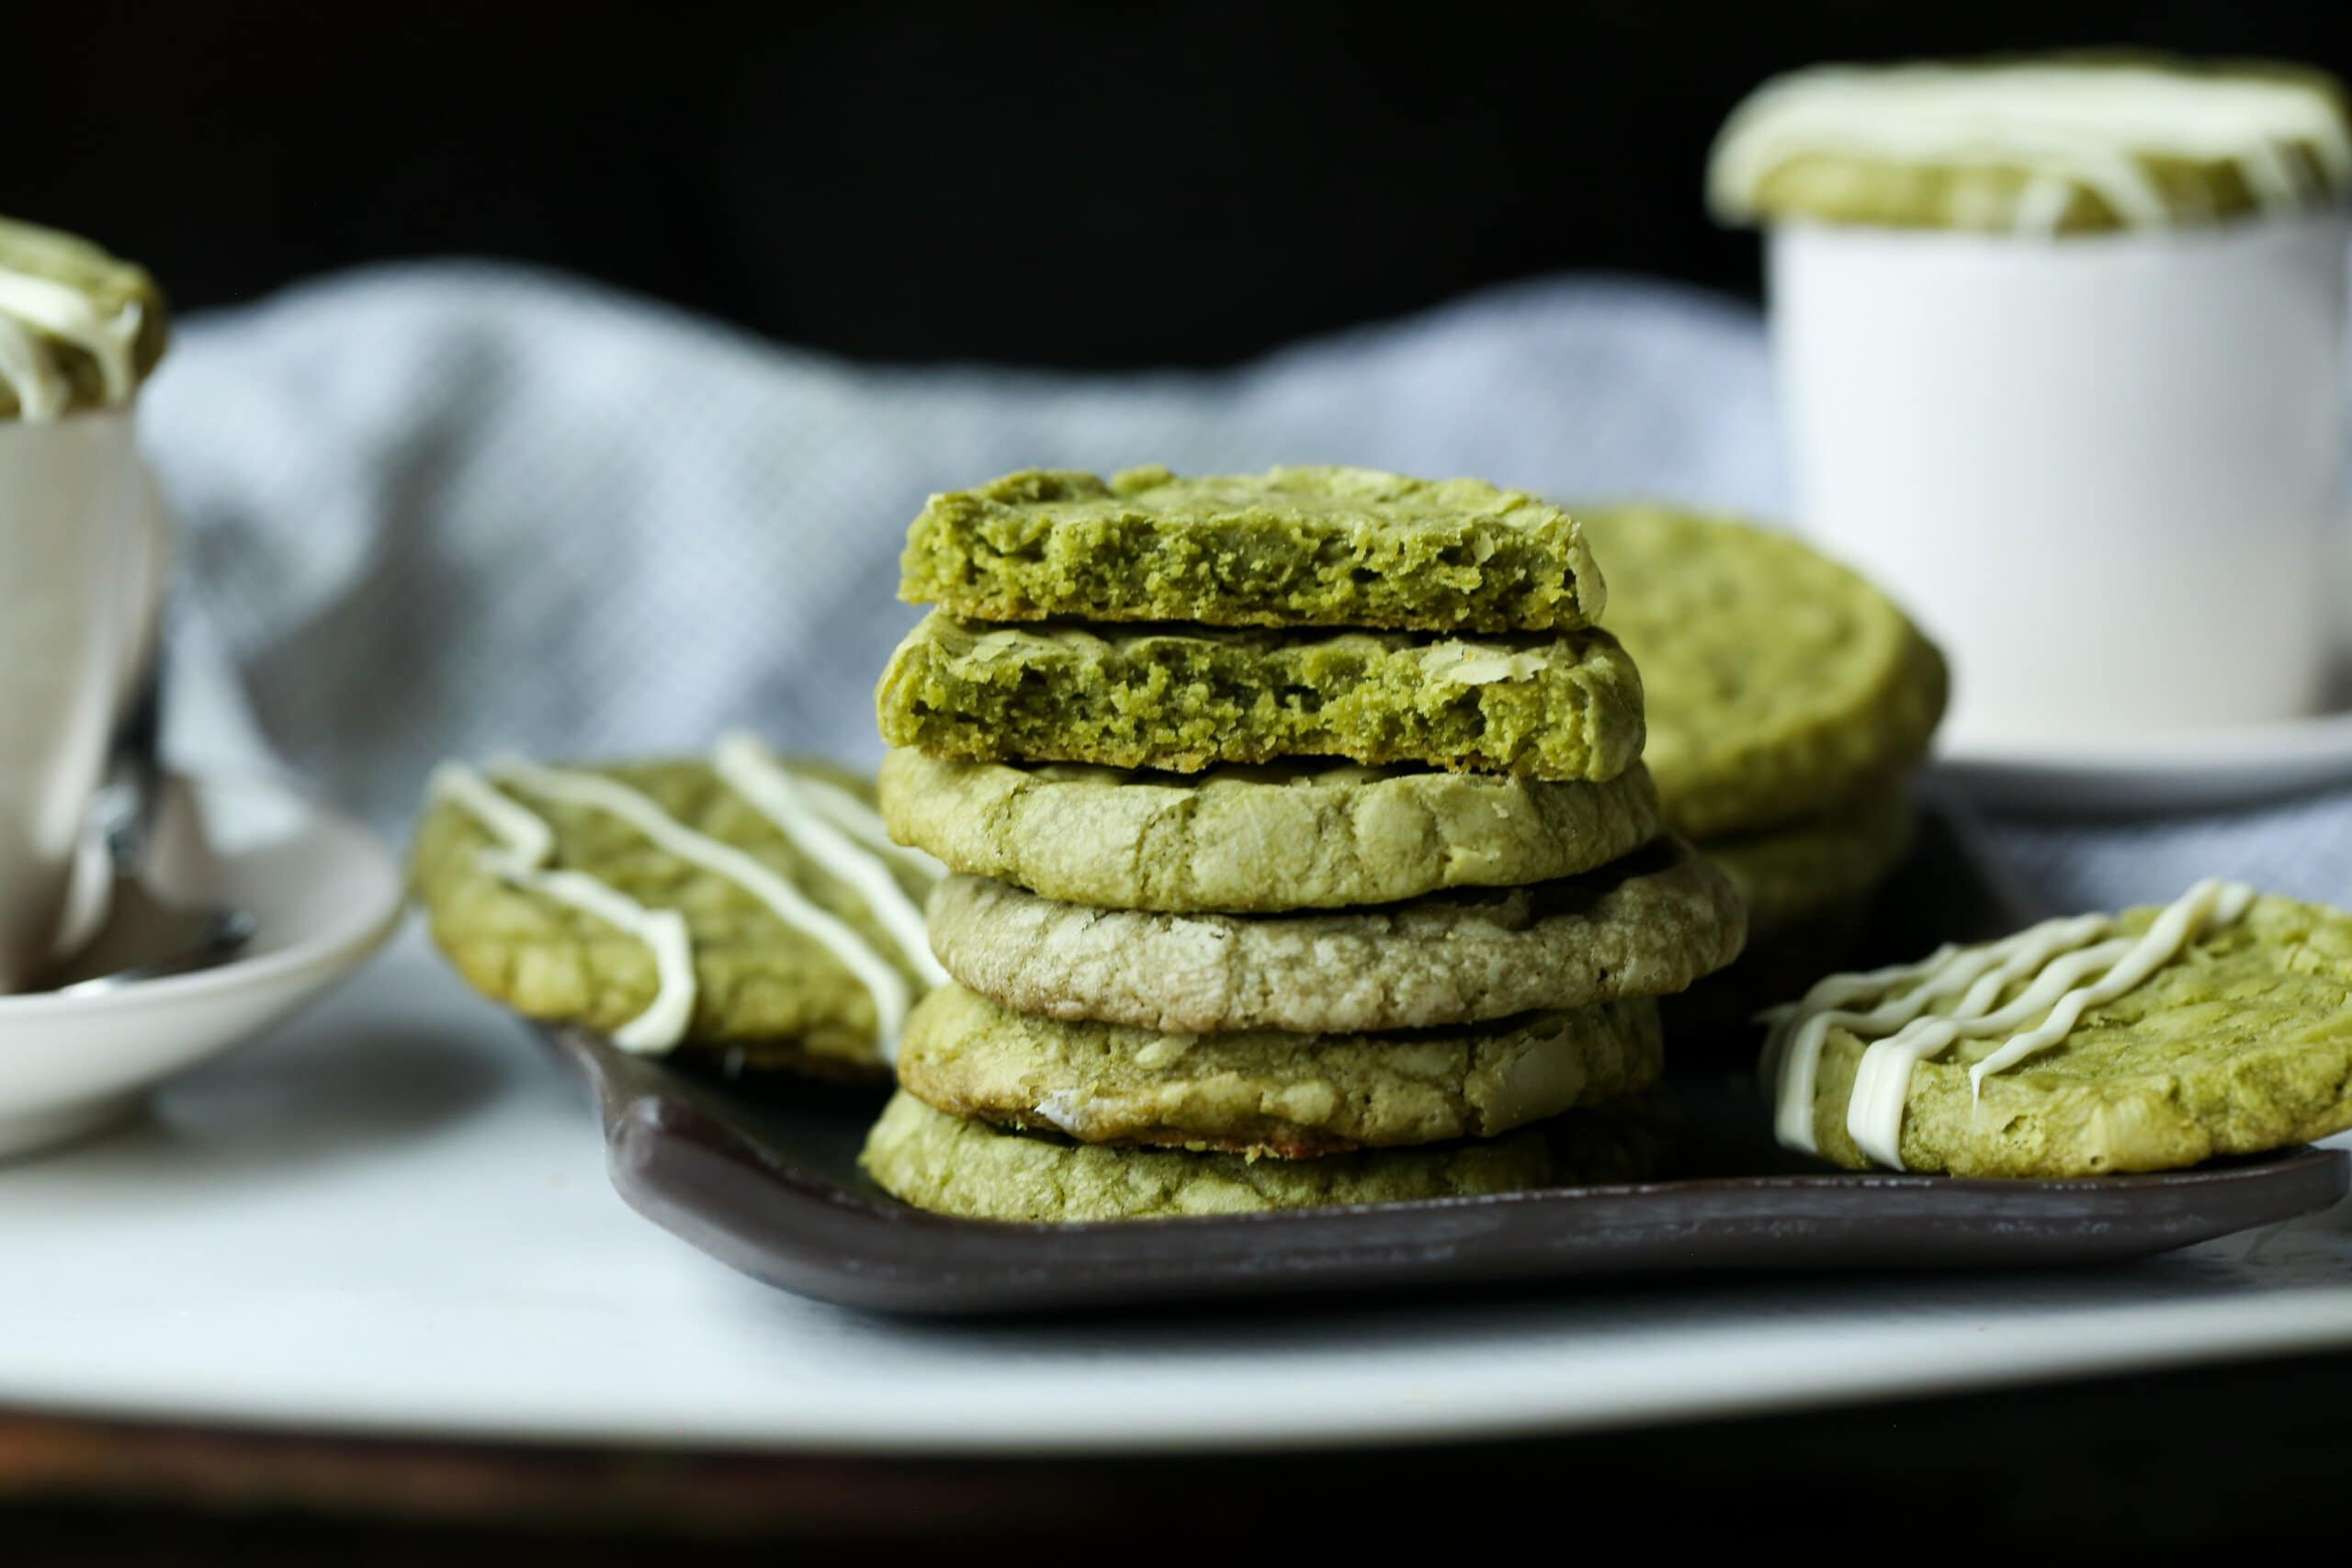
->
[0,218,171,992]
[1709,56,2351,773]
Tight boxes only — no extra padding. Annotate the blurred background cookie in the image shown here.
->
[1583,504,1948,1037]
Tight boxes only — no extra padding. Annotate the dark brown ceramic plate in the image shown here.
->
[543,800,2350,1315]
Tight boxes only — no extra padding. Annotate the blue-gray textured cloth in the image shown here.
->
[139,261,2352,916]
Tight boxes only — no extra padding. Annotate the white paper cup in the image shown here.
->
[0,409,164,990]
[1770,212,2351,750]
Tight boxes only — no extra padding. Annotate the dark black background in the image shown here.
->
[11,2,2352,365]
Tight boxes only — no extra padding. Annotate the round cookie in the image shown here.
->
[895,983,1662,1158]
[1703,786,1916,941]
[927,837,1744,1034]
[1772,889,2352,1178]
[859,1091,1661,1224]
[1710,57,2352,236]
[413,756,936,1077]
[877,749,1661,913]
[1579,505,1945,840]
[0,216,171,420]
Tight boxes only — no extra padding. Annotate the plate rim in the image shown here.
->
[0,769,405,1022]
[557,1027,2350,1316]
[1936,707,2352,813]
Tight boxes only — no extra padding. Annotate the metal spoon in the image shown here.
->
[37,885,258,996]
[22,666,258,998]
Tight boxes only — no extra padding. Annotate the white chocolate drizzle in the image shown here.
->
[487,756,917,1058]
[0,269,144,421]
[1709,63,2352,235]
[435,745,935,1063]
[1764,878,2259,1168]
[429,762,695,1054]
[1031,1090,1090,1137]
[794,770,944,877]
[711,730,945,988]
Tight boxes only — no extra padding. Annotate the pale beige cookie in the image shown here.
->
[927,837,1743,1034]
[877,749,1661,913]
[895,983,1662,1158]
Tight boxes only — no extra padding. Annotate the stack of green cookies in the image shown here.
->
[1580,505,1949,1028]
[861,466,1747,1223]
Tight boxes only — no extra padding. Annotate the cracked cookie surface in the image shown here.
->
[894,983,1662,1157]
[877,750,1660,912]
[928,838,1742,1033]
[859,1089,1663,1222]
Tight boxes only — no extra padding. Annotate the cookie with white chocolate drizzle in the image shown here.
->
[412,736,944,1079]
[1764,882,2352,1177]
[0,216,169,422]
[1710,56,2352,237]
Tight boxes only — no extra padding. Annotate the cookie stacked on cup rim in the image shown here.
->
[860,466,1747,1223]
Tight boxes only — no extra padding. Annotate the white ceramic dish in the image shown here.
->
[0,770,402,1156]
[1938,707,2352,814]
[0,930,2345,1453]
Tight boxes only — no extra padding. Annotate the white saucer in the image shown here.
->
[0,771,402,1158]
[1939,707,2352,815]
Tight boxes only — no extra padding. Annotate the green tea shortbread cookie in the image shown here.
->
[927,838,1744,1034]
[896,983,1662,1158]
[1582,505,1944,838]
[1768,884,2352,1178]
[413,748,940,1077]
[0,215,171,421]
[899,464,1604,632]
[1703,785,1916,940]
[876,614,1645,780]
[861,1090,1658,1223]
[1710,55,2352,236]
[878,750,1661,913]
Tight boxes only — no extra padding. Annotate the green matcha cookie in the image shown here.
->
[897,983,1662,1158]
[1704,786,1916,940]
[860,1090,1656,1223]
[1710,56,2352,236]
[0,216,171,421]
[1666,790,1915,1039]
[878,750,1661,913]
[1581,505,1944,838]
[876,614,1645,780]
[926,838,1743,1034]
[1780,891,2352,1178]
[899,465,1604,632]
[413,755,936,1077]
